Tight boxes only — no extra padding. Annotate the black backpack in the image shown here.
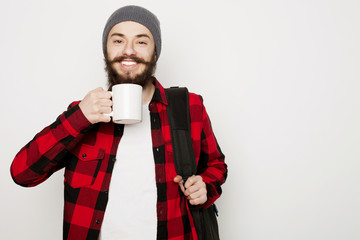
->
[165,87,220,240]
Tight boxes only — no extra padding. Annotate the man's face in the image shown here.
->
[105,21,156,86]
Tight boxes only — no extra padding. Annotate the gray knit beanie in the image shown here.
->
[102,5,161,60]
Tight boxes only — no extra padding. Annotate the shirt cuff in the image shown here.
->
[60,103,92,136]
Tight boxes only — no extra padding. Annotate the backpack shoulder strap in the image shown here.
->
[165,87,197,181]
[165,87,220,240]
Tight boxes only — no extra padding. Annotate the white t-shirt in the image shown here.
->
[99,104,157,240]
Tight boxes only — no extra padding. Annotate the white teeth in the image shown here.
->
[121,61,136,66]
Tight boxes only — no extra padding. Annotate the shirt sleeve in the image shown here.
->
[197,96,228,208]
[10,102,92,187]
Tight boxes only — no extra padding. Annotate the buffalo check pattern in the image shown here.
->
[11,79,227,240]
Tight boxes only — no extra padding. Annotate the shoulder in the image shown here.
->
[188,92,205,121]
[189,92,203,106]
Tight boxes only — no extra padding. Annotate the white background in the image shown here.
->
[1,0,360,239]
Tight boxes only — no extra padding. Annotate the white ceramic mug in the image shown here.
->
[108,84,143,124]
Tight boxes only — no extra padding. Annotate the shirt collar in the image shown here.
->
[151,78,168,106]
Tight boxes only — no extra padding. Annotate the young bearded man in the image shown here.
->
[10,5,227,240]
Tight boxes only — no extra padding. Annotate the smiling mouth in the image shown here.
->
[120,59,139,68]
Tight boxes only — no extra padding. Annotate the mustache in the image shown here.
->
[109,55,148,64]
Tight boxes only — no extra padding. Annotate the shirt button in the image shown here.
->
[156,148,159,152]
[82,154,87,159]
[96,219,101,224]
[112,157,116,162]
[104,190,108,194]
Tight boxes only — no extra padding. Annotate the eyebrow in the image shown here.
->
[110,33,151,39]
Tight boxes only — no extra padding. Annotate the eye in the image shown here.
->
[137,38,149,45]
[114,39,122,44]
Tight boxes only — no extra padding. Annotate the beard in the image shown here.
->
[104,52,157,90]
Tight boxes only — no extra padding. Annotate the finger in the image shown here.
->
[184,176,195,189]
[98,99,113,107]
[187,187,206,200]
[173,175,183,183]
[185,184,199,196]
[179,182,185,193]
[185,181,206,196]
[173,175,185,193]
[97,114,112,123]
[100,91,112,99]
[100,106,112,114]
[87,87,109,96]
[95,87,105,91]
[184,175,201,189]
[88,87,106,97]
[93,91,112,100]
[189,195,207,205]
[91,87,105,93]
[185,178,206,196]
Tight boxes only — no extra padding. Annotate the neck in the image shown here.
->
[142,80,156,105]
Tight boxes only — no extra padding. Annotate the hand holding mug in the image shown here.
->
[79,87,113,124]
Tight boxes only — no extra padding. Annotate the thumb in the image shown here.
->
[173,175,185,193]
[173,175,183,183]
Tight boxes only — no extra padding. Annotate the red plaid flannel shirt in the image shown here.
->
[10,79,227,240]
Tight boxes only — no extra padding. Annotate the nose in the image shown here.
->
[123,41,136,56]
